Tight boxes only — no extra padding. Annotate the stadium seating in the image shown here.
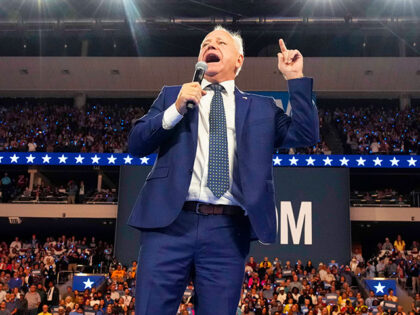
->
[1,99,419,155]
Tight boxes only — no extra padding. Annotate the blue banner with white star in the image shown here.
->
[0,152,418,168]
[364,279,396,296]
[0,152,155,166]
[271,154,418,168]
[72,275,106,291]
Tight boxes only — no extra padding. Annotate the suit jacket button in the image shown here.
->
[189,169,193,174]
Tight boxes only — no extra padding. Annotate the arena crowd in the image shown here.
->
[233,233,419,315]
[0,234,126,315]
[0,99,419,155]
[321,105,420,155]
[0,100,145,154]
[0,234,418,315]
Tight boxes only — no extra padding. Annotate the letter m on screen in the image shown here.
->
[280,201,312,245]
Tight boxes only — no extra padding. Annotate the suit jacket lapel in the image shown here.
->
[235,87,251,145]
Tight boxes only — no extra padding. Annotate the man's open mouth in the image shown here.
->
[205,53,221,63]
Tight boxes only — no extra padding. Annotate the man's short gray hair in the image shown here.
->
[211,25,244,75]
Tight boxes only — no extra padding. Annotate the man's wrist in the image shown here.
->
[175,101,187,115]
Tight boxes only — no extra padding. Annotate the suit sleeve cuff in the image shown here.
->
[287,77,313,93]
[162,103,184,130]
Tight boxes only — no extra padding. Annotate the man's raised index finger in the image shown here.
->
[279,39,287,53]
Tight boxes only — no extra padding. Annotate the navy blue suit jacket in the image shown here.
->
[127,77,319,243]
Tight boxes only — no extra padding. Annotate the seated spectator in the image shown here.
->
[350,258,359,273]
[289,275,304,291]
[365,261,376,278]
[25,285,41,315]
[376,258,386,277]
[248,272,260,289]
[385,259,398,278]
[68,304,83,315]
[67,181,78,204]
[388,289,398,303]
[5,294,17,315]
[38,304,51,315]
[8,273,22,290]
[277,287,287,304]
[394,235,406,252]
[246,257,257,272]
[0,301,11,315]
[111,265,126,283]
[62,287,74,304]
[366,290,378,308]
[382,238,394,251]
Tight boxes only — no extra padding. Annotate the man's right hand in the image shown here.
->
[175,82,207,115]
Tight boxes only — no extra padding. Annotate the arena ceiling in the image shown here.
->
[1,0,419,19]
[0,0,418,57]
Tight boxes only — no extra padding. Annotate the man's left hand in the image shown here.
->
[277,39,304,80]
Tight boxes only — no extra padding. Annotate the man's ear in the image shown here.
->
[236,54,244,70]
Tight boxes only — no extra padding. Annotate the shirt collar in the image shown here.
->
[201,78,235,96]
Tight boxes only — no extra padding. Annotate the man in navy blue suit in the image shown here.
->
[128,26,319,315]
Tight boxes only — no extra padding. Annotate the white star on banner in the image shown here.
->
[289,156,299,166]
[75,155,84,164]
[26,154,35,163]
[91,155,100,164]
[407,157,417,167]
[124,155,133,164]
[356,157,366,166]
[339,157,349,166]
[0,156,3,163]
[140,157,149,165]
[390,157,399,166]
[83,278,94,289]
[42,155,51,164]
[107,155,117,164]
[373,157,382,166]
[323,157,332,166]
[58,154,68,164]
[10,154,19,163]
[305,157,315,166]
[374,282,386,294]
[272,156,282,166]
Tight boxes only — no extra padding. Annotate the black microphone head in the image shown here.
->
[188,61,208,109]
[192,61,208,84]
[195,61,208,72]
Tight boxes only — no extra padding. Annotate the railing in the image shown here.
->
[351,203,411,207]
[411,192,420,207]
[57,262,108,284]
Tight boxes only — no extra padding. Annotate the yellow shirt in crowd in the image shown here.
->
[259,261,272,269]
[111,269,126,280]
[394,240,405,252]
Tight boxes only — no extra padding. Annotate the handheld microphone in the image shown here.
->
[187,61,208,109]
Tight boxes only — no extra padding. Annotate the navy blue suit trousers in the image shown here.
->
[135,210,251,315]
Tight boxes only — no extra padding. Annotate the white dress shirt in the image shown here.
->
[162,78,243,208]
